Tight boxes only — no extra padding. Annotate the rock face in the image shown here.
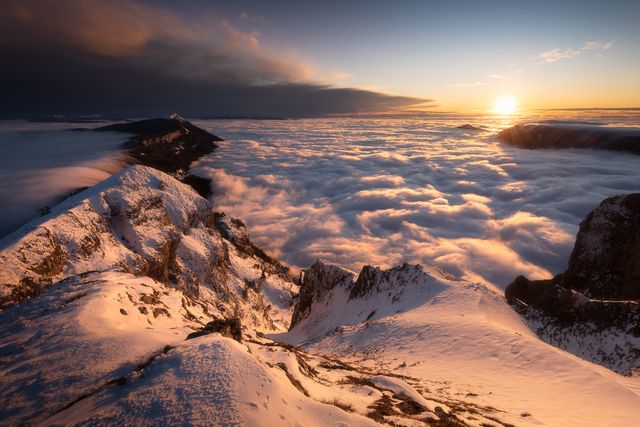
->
[186,318,243,342]
[288,261,449,338]
[563,193,640,299]
[498,122,640,155]
[96,115,222,197]
[506,193,640,304]
[0,165,295,330]
[290,260,356,328]
[505,193,640,374]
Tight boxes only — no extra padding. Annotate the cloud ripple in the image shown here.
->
[192,115,640,289]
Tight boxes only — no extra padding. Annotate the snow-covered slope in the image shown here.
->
[2,151,639,425]
[0,165,314,425]
[277,261,640,426]
[45,334,379,426]
[0,272,207,424]
[0,165,295,330]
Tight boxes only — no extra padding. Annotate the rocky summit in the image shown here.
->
[96,114,222,197]
[505,193,640,374]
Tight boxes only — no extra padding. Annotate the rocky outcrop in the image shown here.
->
[0,166,295,330]
[456,124,484,131]
[506,193,640,304]
[288,261,449,335]
[186,318,242,342]
[498,122,640,155]
[213,213,289,275]
[96,114,222,197]
[290,260,356,328]
[505,193,640,374]
[563,193,640,299]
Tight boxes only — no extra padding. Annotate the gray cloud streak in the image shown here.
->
[0,0,432,117]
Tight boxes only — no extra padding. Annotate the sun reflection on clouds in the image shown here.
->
[192,116,640,289]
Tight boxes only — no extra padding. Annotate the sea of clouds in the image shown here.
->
[192,115,640,290]
[0,122,128,238]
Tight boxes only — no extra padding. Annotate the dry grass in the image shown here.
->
[322,398,355,413]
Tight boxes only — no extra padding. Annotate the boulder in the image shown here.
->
[186,318,242,342]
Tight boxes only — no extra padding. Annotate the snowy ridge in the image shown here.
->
[0,165,311,424]
[0,165,295,330]
[276,260,640,426]
[287,261,452,342]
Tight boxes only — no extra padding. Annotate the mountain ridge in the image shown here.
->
[1,117,639,426]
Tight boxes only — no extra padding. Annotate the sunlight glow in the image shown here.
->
[494,96,518,115]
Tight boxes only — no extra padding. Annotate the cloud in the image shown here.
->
[537,40,615,64]
[238,11,265,24]
[190,119,640,289]
[582,40,615,52]
[0,0,432,117]
[0,126,128,237]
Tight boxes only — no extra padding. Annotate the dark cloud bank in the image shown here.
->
[0,0,431,118]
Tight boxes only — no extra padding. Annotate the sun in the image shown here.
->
[494,95,518,115]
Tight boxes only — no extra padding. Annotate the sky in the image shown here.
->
[1,0,639,117]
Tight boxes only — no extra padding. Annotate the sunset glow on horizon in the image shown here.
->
[493,96,518,115]
[1,0,639,117]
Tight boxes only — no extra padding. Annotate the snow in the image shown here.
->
[0,272,207,424]
[0,165,296,331]
[0,154,638,425]
[276,262,640,426]
[47,335,378,427]
[0,166,305,424]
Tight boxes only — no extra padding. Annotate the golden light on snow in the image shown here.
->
[493,96,518,115]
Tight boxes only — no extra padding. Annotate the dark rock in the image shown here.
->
[186,318,242,342]
[505,193,640,372]
[290,260,354,329]
[456,124,484,131]
[96,118,185,136]
[212,212,289,276]
[350,265,386,299]
[349,263,418,299]
[95,114,223,195]
[498,123,640,155]
[181,174,212,199]
[506,193,640,303]
[505,275,552,304]
[563,193,640,299]
[395,394,427,415]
